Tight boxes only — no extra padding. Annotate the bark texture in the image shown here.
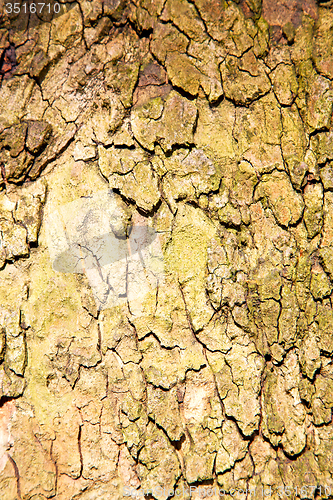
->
[0,0,333,498]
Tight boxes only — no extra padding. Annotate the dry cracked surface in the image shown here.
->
[1,0,333,499]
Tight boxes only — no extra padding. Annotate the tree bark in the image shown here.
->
[0,0,333,498]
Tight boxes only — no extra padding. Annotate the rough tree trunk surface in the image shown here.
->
[0,0,333,498]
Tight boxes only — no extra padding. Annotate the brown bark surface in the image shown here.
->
[0,0,333,498]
